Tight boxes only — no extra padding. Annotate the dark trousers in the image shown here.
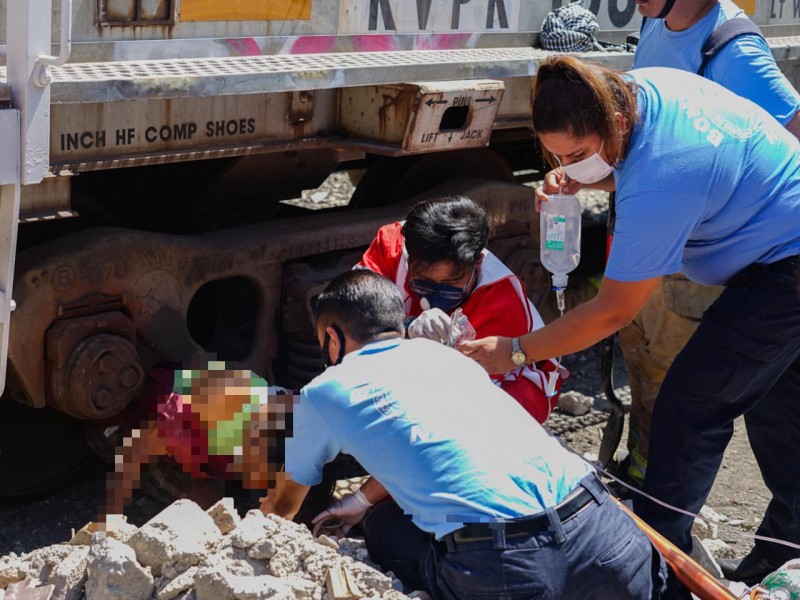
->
[363,475,675,600]
[635,256,800,565]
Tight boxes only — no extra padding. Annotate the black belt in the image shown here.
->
[447,485,597,545]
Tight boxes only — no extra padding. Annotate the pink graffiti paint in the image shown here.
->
[225,38,262,57]
[353,35,399,52]
[289,35,338,54]
[415,33,472,50]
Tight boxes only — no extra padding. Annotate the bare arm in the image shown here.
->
[259,471,311,520]
[358,477,390,504]
[460,276,661,374]
[104,422,165,518]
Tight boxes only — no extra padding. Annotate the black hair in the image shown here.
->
[313,269,405,344]
[402,196,489,273]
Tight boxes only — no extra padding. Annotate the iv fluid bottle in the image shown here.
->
[540,193,582,289]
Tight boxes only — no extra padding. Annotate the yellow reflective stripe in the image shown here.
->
[180,0,311,22]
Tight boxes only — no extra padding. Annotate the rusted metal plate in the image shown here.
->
[403,80,504,153]
[288,90,315,124]
[19,175,71,219]
[339,79,504,154]
[49,91,337,167]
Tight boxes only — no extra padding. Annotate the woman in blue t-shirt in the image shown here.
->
[461,55,800,571]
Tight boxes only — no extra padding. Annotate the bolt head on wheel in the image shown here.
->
[51,333,145,420]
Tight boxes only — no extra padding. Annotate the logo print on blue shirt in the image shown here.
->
[349,386,401,419]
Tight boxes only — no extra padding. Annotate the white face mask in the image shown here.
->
[558,141,614,184]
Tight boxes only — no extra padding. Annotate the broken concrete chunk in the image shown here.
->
[0,556,26,589]
[265,513,309,538]
[205,547,268,578]
[207,499,241,535]
[701,538,736,561]
[246,538,278,561]
[557,391,593,416]
[157,566,198,600]
[69,518,137,546]
[343,561,395,595]
[315,535,339,550]
[45,545,89,600]
[692,505,726,541]
[230,511,271,550]
[4,578,54,600]
[24,546,78,587]
[699,505,724,523]
[194,566,315,600]
[5,579,53,600]
[127,500,222,576]
[85,538,153,600]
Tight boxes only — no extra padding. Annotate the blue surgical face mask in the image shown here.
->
[409,266,476,312]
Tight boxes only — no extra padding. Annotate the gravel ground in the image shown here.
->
[0,174,770,569]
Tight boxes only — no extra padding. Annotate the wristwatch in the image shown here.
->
[510,337,527,367]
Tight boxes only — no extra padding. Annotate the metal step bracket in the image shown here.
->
[1,0,59,394]
[340,79,505,154]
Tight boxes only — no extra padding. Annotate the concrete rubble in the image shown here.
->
[556,391,594,416]
[691,505,735,568]
[0,499,414,600]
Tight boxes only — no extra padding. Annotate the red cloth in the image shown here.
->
[359,223,566,423]
[148,369,234,480]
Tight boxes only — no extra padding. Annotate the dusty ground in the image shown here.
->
[552,336,768,560]
[0,175,771,565]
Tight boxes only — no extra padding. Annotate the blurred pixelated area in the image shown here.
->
[99,360,299,525]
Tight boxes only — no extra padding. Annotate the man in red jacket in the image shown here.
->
[358,195,565,423]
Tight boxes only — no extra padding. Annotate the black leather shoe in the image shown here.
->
[718,551,781,586]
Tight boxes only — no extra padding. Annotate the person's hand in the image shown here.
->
[534,167,582,212]
[407,308,451,342]
[311,489,373,537]
[458,336,514,375]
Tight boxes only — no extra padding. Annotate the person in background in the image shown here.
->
[616,1,800,583]
[260,269,680,600]
[620,0,800,492]
[460,56,800,584]
[359,195,565,424]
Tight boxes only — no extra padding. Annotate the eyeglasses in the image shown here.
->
[408,265,477,300]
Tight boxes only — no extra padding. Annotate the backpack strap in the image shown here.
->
[698,17,765,75]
